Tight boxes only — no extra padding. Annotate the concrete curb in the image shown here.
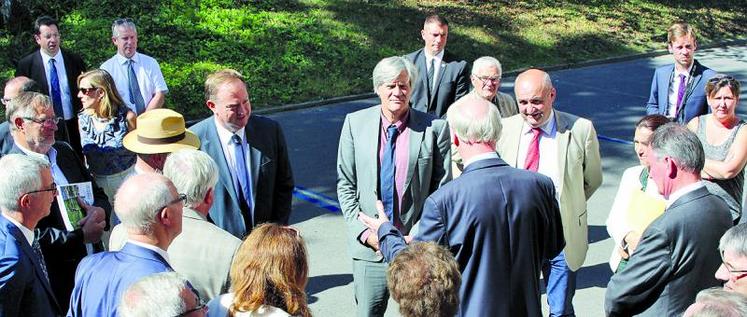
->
[242,37,747,116]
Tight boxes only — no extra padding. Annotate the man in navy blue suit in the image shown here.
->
[645,22,716,124]
[67,173,185,317]
[0,154,61,316]
[359,94,565,316]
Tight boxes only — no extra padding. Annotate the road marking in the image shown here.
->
[292,134,631,212]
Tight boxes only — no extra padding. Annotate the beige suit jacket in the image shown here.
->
[497,111,602,270]
[109,208,242,300]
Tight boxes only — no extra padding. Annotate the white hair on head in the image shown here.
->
[114,173,174,235]
[119,272,191,317]
[163,149,218,208]
[0,154,50,211]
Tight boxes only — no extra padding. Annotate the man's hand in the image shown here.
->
[358,200,390,234]
[366,230,380,251]
[77,198,106,243]
[624,231,642,256]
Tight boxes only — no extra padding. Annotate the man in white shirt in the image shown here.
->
[101,18,168,115]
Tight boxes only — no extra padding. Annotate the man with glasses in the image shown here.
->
[68,173,185,317]
[605,124,732,316]
[15,15,86,155]
[716,223,747,296]
[6,91,109,312]
[1,76,39,155]
[101,18,168,115]
[120,272,207,317]
[469,56,518,118]
[0,154,61,316]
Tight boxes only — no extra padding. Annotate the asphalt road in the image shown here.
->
[266,44,747,316]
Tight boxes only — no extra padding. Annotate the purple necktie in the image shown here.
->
[675,74,687,116]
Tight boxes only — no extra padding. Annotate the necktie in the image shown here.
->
[427,58,436,99]
[674,74,687,119]
[231,135,253,220]
[127,59,146,114]
[32,237,50,282]
[380,125,399,220]
[524,128,542,172]
[49,58,64,118]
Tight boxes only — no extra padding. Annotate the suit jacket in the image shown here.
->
[15,49,87,153]
[337,105,451,262]
[604,186,732,316]
[378,158,565,316]
[67,242,172,317]
[497,111,602,271]
[405,48,469,117]
[190,115,294,239]
[645,59,716,124]
[0,122,13,155]
[108,207,241,301]
[0,216,61,317]
[9,141,111,312]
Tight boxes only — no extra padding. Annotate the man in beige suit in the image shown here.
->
[110,149,241,301]
[497,69,602,316]
[337,56,451,317]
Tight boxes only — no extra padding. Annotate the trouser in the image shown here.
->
[542,251,577,317]
[352,259,389,317]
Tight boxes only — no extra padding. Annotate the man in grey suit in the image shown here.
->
[109,149,241,301]
[405,14,469,118]
[190,69,294,239]
[337,56,451,317]
[605,123,732,316]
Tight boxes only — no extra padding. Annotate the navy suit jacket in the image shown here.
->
[9,142,111,312]
[190,115,294,239]
[0,216,61,317]
[15,49,86,154]
[405,48,469,118]
[378,157,565,317]
[0,122,13,156]
[645,59,716,124]
[67,243,172,317]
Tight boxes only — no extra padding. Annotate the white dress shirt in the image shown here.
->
[100,52,168,115]
[517,110,561,195]
[40,50,74,120]
[665,181,705,209]
[424,50,445,90]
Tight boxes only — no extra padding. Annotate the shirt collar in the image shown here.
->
[674,62,694,77]
[182,207,207,221]
[425,49,445,62]
[116,52,140,64]
[1,212,34,246]
[666,181,705,208]
[213,116,246,145]
[16,143,53,163]
[380,110,410,135]
[464,151,499,167]
[40,49,62,63]
[523,109,557,137]
[126,239,170,264]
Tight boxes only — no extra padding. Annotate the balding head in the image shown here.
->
[514,69,556,128]
[3,77,38,108]
[115,173,183,243]
[446,93,502,159]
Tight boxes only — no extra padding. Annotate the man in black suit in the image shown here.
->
[190,69,294,239]
[0,154,61,316]
[15,16,86,156]
[405,14,469,118]
[1,76,39,155]
[360,94,565,316]
[6,92,109,312]
[605,123,732,316]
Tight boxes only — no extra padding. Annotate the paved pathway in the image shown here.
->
[265,44,747,316]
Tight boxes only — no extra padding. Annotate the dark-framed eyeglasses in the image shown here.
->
[720,251,747,281]
[174,289,207,316]
[22,116,61,127]
[25,182,57,195]
[475,75,500,84]
[78,87,98,95]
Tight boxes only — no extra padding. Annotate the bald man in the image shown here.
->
[497,69,602,316]
[1,76,38,155]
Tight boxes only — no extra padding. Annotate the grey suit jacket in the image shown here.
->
[604,186,732,316]
[405,48,469,117]
[337,105,451,261]
[190,116,294,239]
[109,208,241,301]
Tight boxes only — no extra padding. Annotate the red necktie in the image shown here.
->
[524,128,542,172]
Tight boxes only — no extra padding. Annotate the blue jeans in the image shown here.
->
[542,251,577,317]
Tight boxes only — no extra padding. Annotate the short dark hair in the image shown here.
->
[636,114,670,131]
[34,16,58,35]
[424,14,448,27]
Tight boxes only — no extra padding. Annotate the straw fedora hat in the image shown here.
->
[123,109,200,154]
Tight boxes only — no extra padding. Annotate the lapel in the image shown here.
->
[431,53,449,102]
[361,107,382,195]
[404,110,426,192]
[415,51,431,105]
[0,219,60,309]
[683,60,705,102]
[554,111,571,192]
[501,116,523,166]
[32,51,50,91]
[244,118,268,195]
[201,119,240,204]
[658,64,674,113]
[667,186,710,211]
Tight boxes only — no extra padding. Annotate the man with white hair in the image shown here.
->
[0,154,60,316]
[359,93,564,316]
[469,56,518,118]
[119,272,206,317]
[101,18,168,115]
[68,173,185,317]
[715,223,747,296]
[337,56,451,316]
[110,149,241,300]
[683,288,747,317]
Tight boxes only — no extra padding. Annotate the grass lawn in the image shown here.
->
[1,0,745,120]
